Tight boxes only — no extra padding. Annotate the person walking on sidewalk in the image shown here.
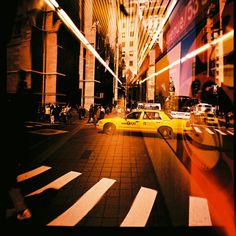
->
[88,104,95,123]
[1,69,32,223]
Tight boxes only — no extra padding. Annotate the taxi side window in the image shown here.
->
[127,112,141,119]
[154,112,161,120]
[144,112,161,120]
[143,113,150,120]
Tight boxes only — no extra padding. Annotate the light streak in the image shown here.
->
[140,30,234,84]
[138,0,178,67]
[44,0,122,85]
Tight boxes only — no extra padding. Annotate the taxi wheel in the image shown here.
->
[104,123,116,135]
[158,126,173,139]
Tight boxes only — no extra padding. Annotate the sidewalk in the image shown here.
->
[23,110,88,169]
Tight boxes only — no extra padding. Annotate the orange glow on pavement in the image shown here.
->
[190,162,235,236]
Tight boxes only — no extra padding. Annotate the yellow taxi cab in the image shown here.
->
[96,109,192,138]
[202,111,219,126]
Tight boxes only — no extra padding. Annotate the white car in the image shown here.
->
[193,103,214,115]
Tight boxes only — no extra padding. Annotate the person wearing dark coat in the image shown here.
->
[1,70,32,224]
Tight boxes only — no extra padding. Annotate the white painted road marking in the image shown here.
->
[120,187,158,227]
[227,130,234,136]
[25,171,81,197]
[47,177,116,226]
[193,126,202,133]
[17,166,52,182]
[189,196,212,226]
[215,129,227,135]
[205,127,214,135]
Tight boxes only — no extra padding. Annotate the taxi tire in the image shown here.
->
[104,123,116,135]
[158,126,173,139]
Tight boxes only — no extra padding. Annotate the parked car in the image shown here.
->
[96,109,192,138]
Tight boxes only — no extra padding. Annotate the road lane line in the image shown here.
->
[25,171,81,197]
[47,177,116,226]
[120,187,158,227]
[215,129,227,135]
[17,166,52,182]
[205,127,214,135]
[189,196,212,226]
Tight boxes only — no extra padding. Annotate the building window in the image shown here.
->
[130,31,134,37]
[129,61,133,66]
[122,42,125,47]
[122,32,125,38]
[129,41,134,47]
[129,51,133,57]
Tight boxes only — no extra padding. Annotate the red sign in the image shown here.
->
[164,0,210,50]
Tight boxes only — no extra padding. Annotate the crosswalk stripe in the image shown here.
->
[47,177,116,226]
[189,196,212,226]
[17,165,52,182]
[193,126,202,133]
[215,129,226,135]
[25,125,34,128]
[205,127,214,134]
[25,171,81,197]
[227,130,234,135]
[120,187,158,227]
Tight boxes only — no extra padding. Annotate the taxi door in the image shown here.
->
[140,111,162,133]
[121,111,142,132]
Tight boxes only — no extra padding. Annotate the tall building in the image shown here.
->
[118,0,165,104]
[6,0,121,116]
[6,0,81,116]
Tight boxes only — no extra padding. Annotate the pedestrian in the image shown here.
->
[45,103,51,122]
[50,103,55,124]
[78,105,83,119]
[94,105,101,123]
[225,111,233,128]
[2,69,32,223]
[100,106,105,119]
[88,104,94,123]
